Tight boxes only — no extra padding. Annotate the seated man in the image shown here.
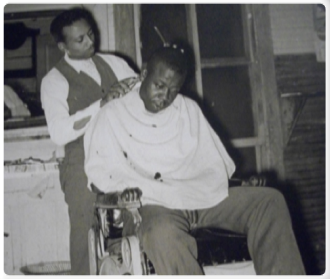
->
[84,45,305,275]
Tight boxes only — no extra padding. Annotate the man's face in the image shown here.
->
[139,62,185,113]
[59,19,95,60]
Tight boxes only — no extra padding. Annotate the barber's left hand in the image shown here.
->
[100,76,140,107]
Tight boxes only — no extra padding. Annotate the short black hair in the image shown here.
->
[50,7,98,44]
[147,44,188,78]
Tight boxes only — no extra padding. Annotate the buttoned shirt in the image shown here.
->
[41,53,136,146]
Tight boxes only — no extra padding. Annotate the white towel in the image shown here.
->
[4,85,30,118]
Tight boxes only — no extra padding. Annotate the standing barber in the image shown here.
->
[41,7,137,275]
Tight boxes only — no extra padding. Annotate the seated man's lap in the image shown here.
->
[123,187,285,241]
[196,186,287,234]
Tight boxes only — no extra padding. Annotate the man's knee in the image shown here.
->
[259,187,291,220]
[263,187,287,206]
[140,218,179,251]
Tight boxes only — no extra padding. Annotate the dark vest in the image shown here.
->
[55,55,118,166]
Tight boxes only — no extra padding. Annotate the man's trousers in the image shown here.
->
[124,187,306,275]
[60,160,95,275]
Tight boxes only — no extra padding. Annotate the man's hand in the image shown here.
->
[100,76,140,107]
[120,187,142,203]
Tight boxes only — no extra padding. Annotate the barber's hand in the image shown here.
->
[120,187,143,203]
[100,76,140,107]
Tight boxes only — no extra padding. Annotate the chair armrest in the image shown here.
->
[94,190,143,225]
[91,184,142,209]
[229,175,267,187]
[94,191,141,210]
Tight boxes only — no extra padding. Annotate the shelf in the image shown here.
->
[5,116,47,131]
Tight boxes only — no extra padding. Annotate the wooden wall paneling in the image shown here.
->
[284,98,325,249]
[36,33,63,92]
[83,4,115,52]
[275,54,325,95]
[133,4,142,69]
[275,52,325,274]
[242,4,261,172]
[4,173,70,274]
[113,4,137,69]
[249,4,285,179]
[185,4,203,99]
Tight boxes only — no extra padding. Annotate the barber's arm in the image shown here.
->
[100,76,140,107]
[98,54,139,107]
[41,71,101,146]
[41,62,137,146]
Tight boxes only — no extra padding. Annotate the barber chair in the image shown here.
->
[88,176,266,275]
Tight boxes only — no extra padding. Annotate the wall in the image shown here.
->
[4,127,67,275]
[3,4,138,274]
[4,4,137,96]
[4,4,116,52]
[3,3,326,275]
[269,4,325,275]
[270,4,315,54]
[3,4,117,274]
[269,4,325,61]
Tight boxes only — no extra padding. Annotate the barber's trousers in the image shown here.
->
[124,187,306,275]
[60,162,95,275]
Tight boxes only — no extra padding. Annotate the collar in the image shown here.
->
[64,53,96,73]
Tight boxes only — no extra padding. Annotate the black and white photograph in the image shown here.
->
[3,2,326,276]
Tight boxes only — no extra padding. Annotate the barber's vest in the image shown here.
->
[55,55,118,167]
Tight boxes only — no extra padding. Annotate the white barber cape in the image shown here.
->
[84,83,235,210]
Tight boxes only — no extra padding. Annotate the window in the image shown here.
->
[4,10,63,129]
[138,4,263,176]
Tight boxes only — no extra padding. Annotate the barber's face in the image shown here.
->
[59,19,95,60]
[139,62,185,113]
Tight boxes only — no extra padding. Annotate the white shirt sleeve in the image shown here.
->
[41,68,101,146]
[41,54,137,147]
[4,85,31,117]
